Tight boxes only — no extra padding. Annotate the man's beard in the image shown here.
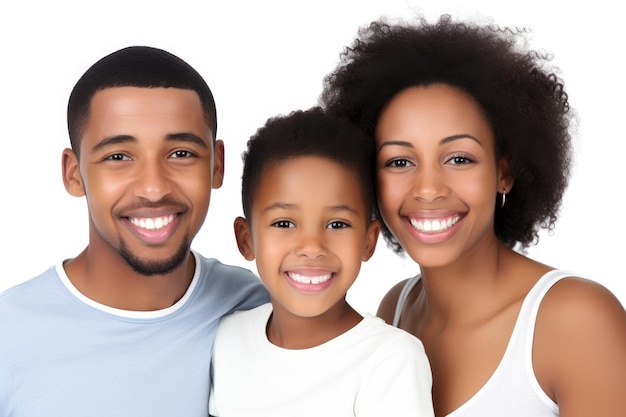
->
[118,235,191,276]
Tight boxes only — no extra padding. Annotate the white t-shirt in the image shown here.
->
[210,303,434,417]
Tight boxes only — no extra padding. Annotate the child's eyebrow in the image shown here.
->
[263,202,297,212]
[263,203,359,214]
[327,204,359,214]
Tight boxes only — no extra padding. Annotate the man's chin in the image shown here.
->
[119,239,190,277]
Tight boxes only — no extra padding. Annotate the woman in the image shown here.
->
[321,15,626,417]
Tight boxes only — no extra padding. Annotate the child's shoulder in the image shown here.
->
[360,314,427,353]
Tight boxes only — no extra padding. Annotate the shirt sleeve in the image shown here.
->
[0,355,16,417]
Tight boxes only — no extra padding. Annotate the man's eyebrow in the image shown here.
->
[91,135,135,153]
[90,133,210,153]
[166,133,210,148]
[377,134,483,151]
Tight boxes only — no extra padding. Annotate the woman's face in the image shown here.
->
[375,84,510,268]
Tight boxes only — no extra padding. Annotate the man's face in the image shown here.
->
[63,87,223,275]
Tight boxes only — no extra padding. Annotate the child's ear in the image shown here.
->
[62,148,85,197]
[362,219,380,262]
[234,216,255,261]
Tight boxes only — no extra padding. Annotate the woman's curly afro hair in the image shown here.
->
[320,14,574,252]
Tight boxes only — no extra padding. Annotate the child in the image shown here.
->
[209,107,434,417]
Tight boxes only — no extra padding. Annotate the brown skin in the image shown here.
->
[234,156,379,349]
[62,87,224,311]
[376,84,626,416]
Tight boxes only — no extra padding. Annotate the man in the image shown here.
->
[0,46,268,416]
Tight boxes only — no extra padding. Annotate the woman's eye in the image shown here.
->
[386,158,412,168]
[271,220,294,228]
[447,155,474,165]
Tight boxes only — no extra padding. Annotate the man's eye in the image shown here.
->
[171,150,194,158]
[105,153,130,161]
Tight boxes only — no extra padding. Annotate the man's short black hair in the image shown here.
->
[67,46,217,155]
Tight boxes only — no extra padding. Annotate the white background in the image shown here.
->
[1,0,624,315]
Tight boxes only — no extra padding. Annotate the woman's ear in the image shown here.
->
[62,148,85,197]
[498,157,514,194]
[234,216,255,261]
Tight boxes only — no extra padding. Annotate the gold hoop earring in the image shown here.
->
[500,188,507,208]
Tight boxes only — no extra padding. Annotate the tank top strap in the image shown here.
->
[521,269,578,362]
[392,275,421,327]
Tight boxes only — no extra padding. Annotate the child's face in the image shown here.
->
[236,156,379,318]
[375,84,511,269]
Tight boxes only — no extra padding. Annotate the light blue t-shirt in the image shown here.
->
[0,251,268,417]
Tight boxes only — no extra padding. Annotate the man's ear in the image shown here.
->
[212,139,225,189]
[62,148,85,197]
[234,216,255,261]
[362,219,381,262]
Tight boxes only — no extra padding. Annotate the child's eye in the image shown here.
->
[327,221,350,229]
[271,220,295,228]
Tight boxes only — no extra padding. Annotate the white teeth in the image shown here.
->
[130,214,175,231]
[287,272,333,285]
[410,216,460,233]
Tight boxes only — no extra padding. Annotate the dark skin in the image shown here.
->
[62,87,224,311]
[375,84,626,417]
[233,156,380,349]
[378,249,626,416]
[234,156,379,349]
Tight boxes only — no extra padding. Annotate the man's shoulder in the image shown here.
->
[196,254,256,280]
[0,266,59,306]
[192,252,269,308]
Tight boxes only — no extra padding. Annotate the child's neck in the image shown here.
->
[267,301,362,349]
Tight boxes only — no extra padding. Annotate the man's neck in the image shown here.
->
[62,247,196,311]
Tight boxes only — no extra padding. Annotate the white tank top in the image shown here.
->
[393,270,573,416]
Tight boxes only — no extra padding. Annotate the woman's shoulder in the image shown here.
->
[537,273,625,327]
[533,272,626,414]
[377,276,420,324]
